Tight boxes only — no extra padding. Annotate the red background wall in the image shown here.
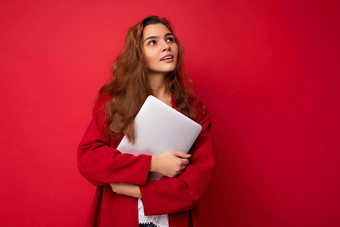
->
[0,0,339,226]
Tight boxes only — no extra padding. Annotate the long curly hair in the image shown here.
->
[99,15,203,143]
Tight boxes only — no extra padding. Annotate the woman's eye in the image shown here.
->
[148,40,156,45]
[167,37,174,42]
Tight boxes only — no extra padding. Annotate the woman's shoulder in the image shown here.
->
[91,93,113,122]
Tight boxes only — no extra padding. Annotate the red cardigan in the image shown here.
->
[77,94,214,227]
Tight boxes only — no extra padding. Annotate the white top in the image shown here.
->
[138,198,169,227]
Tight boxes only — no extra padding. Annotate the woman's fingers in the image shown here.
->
[172,151,191,159]
[181,158,189,166]
[110,183,117,192]
[152,151,191,178]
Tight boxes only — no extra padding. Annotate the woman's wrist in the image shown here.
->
[110,183,142,198]
[150,156,159,173]
[131,185,142,198]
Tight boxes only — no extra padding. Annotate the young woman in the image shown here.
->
[78,15,214,227]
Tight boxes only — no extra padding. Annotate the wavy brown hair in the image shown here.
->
[99,15,204,143]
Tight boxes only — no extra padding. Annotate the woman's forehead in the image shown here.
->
[143,24,171,38]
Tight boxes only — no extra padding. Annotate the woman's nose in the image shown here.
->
[162,41,170,51]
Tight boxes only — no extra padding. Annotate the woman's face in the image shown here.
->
[142,23,178,74]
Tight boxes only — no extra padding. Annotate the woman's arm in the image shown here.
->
[77,94,152,186]
[110,183,142,198]
[109,151,191,197]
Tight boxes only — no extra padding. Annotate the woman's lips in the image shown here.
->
[160,55,174,61]
[161,57,174,62]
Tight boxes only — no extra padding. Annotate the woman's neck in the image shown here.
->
[148,72,171,105]
[148,72,166,97]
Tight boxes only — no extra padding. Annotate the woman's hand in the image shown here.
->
[150,151,191,178]
[110,183,142,198]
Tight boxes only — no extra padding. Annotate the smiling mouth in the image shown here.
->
[160,56,174,61]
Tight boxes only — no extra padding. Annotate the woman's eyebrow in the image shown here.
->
[144,33,173,42]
